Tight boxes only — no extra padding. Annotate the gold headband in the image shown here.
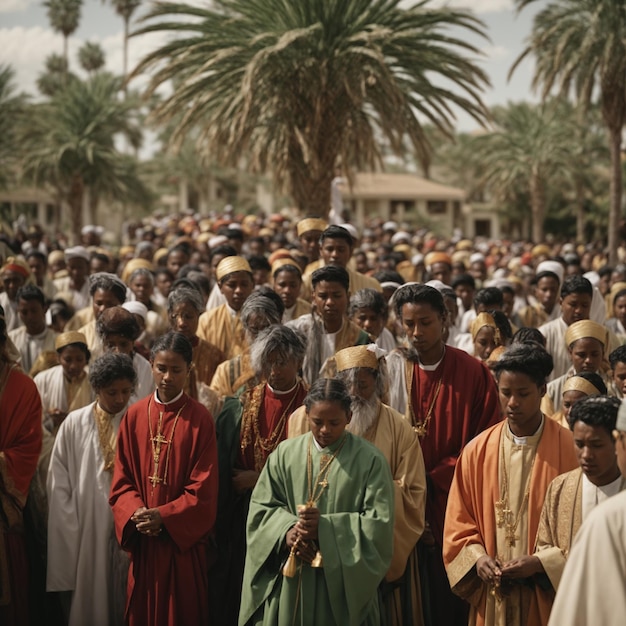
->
[55,331,87,351]
[565,320,607,350]
[471,312,500,343]
[335,345,379,372]
[297,218,327,237]
[216,256,252,282]
[563,376,602,397]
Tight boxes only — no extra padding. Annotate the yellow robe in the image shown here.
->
[300,264,382,300]
[209,352,258,399]
[535,467,626,592]
[65,306,93,332]
[196,303,246,361]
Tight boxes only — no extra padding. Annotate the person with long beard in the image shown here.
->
[289,344,426,626]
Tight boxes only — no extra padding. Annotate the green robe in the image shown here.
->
[239,432,394,626]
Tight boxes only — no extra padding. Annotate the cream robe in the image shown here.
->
[547,490,626,626]
[197,303,246,360]
[535,468,626,592]
[47,402,128,626]
[65,306,94,332]
[289,401,427,582]
[54,276,90,311]
[0,291,19,332]
[34,365,93,430]
[9,326,58,374]
[132,353,154,403]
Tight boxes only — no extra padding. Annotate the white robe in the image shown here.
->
[9,325,58,373]
[132,352,154,402]
[34,364,93,418]
[0,291,20,332]
[548,490,626,626]
[47,402,128,626]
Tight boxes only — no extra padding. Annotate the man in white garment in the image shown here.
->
[540,275,620,381]
[9,284,57,374]
[548,397,626,626]
[0,257,30,332]
[54,246,91,311]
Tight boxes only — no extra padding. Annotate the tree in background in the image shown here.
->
[36,53,77,97]
[20,73,150,242]
[471,101,575,242]
[513,0,626,261]
[43,0,83,73]
[132,0,490,217]
[78,41,106,76]
[105,0,142,91]
[0,65,26,191]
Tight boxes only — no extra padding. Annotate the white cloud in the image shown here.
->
[0,25,168,97]
[481,44,509,59]
[0,0,36,13]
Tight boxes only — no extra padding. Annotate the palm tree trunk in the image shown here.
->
[608,126,622,265]
[68,175,84,245]
[63,35,69,84]
[575,179,585,242]
[529,171,545,243]
[123,17,129,97]
[293,169,334,218]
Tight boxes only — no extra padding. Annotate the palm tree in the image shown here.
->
[512,0,626,262]
[44,0,83,71]
[0,65,26,190]
[105,0,142,89]
[472,101,576,242]
[20,72,149,242]
[132,0,490,217]
[36,53,78,97]
[78,41,106,75]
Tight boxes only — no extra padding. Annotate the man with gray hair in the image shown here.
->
[548,398,626,626]
[210,287,284,398]
[210,324,308,625]
[288,343,426,626]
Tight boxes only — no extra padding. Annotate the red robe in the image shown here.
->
[408,346,501,543]
[109,393,218,626]
[0,365,42,625]
[407,346,501,626]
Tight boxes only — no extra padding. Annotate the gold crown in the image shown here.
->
[55,331,87,351]
[216,256,252,282]
[335,345,379,372]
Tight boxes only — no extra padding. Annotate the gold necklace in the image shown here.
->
[411,373,443,438]
[306,433,348,506]
[240,381,304,472]
[494,430,538,548]
[147,396,188,492]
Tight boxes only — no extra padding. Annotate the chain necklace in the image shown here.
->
[147,396,188,493]
[411,372,444,438]
[306,432,348,506]
[240,380,304,473]
[494,431,538,548]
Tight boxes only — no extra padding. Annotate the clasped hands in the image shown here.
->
[132,507,163,537]
[285,504,320,564]
[476,554,543,590]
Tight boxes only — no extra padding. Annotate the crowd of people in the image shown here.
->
[1,210,626,626]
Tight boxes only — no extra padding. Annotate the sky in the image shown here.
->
[0,0,543,135]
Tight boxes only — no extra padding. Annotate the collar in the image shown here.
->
[154,389,184,406]
[267,380,299,395]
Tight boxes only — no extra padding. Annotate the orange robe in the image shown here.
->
[109,393,218,626]
[443,419,578,626]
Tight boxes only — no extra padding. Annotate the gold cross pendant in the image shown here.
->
[318,479,328,489]
[149,473,162,488]
[413,422,427,438]
[505,525,518,547]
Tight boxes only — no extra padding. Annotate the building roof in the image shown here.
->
[339,172,465,201]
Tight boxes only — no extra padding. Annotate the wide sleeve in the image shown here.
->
[386,421,426,582]
[209,360,233,398]
[239,446,300,625]
[534,479,568,591]
[46,418,80,591]
[442,444,487,608]
[319,453,395,626]
[157,409,219,552]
